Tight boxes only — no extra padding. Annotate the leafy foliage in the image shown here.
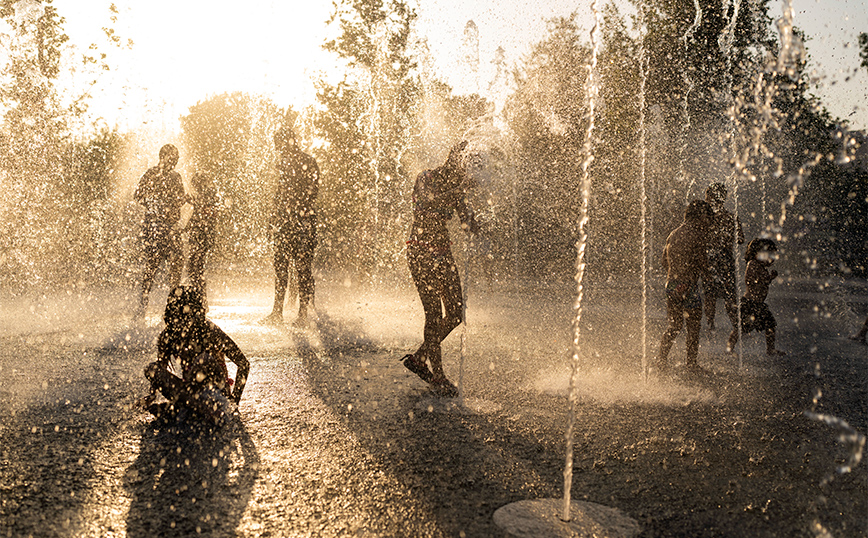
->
[180,92,284,263]
[0,1,130,290]
[504,15,591,279]
[316,0,422,277]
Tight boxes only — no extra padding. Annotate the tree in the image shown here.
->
[504,14,590,279]
[180,92,284,264]
[1,1,128,290]
[318,0,422,277]
[0,0,71,289]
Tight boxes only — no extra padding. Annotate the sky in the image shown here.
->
[55,0,868,132]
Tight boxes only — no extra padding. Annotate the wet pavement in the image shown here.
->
[0,274,865,537]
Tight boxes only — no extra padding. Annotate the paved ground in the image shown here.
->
[0,274,865,537]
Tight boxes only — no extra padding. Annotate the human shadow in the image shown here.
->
[124,412,259,537]
[290,317,565,537]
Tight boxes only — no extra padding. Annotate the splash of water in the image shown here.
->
[562,0,601,523]
[456,20,481,400]
[804,410,866,483]
[638,20,649,380]
[680,0,703,201]
[716,0,745,366]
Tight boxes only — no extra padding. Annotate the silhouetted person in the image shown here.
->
[656,200,712,374]
[735,238,786,356]
[263,126,319,327]
[134,144,188,319]
[702,183,744,352]
[402,141,480,397]
[139,286,249,424]
[185,172,219,306]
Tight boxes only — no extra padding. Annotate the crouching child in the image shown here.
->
[140,286,250,424]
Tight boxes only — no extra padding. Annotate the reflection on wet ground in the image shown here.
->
[0,275,865,536]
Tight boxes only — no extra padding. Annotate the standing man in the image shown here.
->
[263,125,319,327]
[702,183,745,352]
[656,200,712,374]
[134,144,188,319]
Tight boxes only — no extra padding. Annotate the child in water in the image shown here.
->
[735,238,786,356]
[139,286,249,424]
[403,141,480,397]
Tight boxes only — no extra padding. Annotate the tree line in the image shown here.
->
[1,0,865,294]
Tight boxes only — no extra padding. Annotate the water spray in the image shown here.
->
[680,0,703,202]
[638,15,649,382]
[562,0,601,523]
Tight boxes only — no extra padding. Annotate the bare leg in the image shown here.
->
[685,306,702,367]
[137,254,162,317]
[765,329,786,355]
[704,284,718,330]
[727,328,739,353]
[657,311,683,371]
[265,239,290,323]
[438,253,464,343]
[296,235,315,325]
[167,237,184,289]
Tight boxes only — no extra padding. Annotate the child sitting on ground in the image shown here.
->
[139,286,249,424]
[733,238,786,356]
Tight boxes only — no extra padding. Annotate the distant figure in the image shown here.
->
[139,286,249,424]
[849,316,868,344]
[134,144,188,319]
[263,126,319,328]
[702,183,744,353]
[735,238,786,356]
[656,200,712,374]
[185,172,220,307]
[402,141,480,397]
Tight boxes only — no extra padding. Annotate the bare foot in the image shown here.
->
[261,311,283,325]
[430,376,459,398]
[136,394,156,409]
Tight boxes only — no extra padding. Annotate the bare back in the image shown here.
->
[663,222,708,286]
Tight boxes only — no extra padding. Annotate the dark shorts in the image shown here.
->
[142,220,181,263]
[706,250,736,294]
[740,297,776,333]
[275,218,317,257]
[667,279,702,312]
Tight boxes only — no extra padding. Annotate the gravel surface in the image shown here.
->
[1,276,865,537]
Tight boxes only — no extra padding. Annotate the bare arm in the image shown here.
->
[210,325,249,404]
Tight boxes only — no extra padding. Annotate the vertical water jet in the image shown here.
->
[562,0,601,523]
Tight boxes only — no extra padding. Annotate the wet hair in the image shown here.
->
[745,238,777,262]
[706,182,727,203]
[164,286,206,326]
[159,144,179,163]
[274,126,296,147]
[685,199,712,223]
